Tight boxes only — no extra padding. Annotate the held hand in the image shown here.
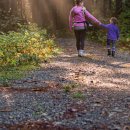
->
[92,21,101,27]
[96,21,102,26]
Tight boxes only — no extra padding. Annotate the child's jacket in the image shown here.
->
[101,23,120,40]
[69,6,100,31]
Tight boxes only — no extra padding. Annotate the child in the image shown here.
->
[100,17,120,57]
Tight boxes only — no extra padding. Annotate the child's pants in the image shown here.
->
[107,39,116,51]
[74,29,86,51]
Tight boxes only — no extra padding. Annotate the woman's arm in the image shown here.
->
[84,9,100,25]
[69,8,74,31]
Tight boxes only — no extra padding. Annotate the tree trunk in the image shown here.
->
[115,0,122,15]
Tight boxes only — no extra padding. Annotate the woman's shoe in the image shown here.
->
[78,50,83,57]
[79,50,87,57]
[80,50,84,56]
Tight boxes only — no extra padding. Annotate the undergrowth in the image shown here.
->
[0,23,60,85]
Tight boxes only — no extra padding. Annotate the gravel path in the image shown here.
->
[0,38,130,130]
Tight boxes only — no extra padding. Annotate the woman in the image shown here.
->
[69,0,100,57]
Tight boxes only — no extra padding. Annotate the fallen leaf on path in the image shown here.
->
[2,121,80,130]
[0,107,12,112]
[123,126,130,130]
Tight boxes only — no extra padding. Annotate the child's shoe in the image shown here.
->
[107,49,111,56]
[112,51,115,57]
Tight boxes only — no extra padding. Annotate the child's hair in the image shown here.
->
[110,17,118,24]
[75,0,83,5]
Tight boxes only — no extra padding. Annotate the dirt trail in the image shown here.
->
[56,38,130,91]
[0,38,130,130]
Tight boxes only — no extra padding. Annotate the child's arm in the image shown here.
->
[100,23,109,29]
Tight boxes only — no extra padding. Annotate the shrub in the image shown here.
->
[119,6,130,46]
[0,24,58,67]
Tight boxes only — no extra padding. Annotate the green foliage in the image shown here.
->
[72,91,85,99]
[0,64,38,83]
[86,26,106,45]
[0,78,10,87]
[0,23,58,67]
[0,24,60,84]
[119,3,130,45]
